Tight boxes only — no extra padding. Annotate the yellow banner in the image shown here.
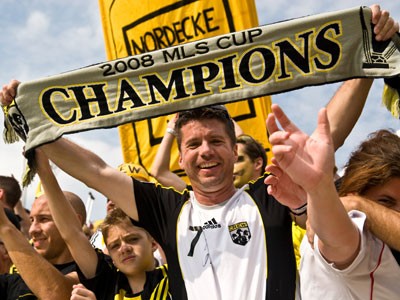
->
[98,0,272,183]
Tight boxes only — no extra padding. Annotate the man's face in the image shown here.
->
[106,220,156,276]
[28,196,70,264]
[364,177,400,212]
[178,119,237,193]
[106,199,116,214]
[233,143,262,188]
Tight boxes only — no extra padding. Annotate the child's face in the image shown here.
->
[106,220,156,276]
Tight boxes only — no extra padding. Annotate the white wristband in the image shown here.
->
[166,127,176,136]
[289,203,307,216]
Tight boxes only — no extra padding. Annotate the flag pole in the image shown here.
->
[86,191,95,224]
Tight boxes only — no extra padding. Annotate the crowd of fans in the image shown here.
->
[0,4,399,300]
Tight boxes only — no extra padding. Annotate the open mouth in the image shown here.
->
[199,162,218,169]
[32,238,46,248]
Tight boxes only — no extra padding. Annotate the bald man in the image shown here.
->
[0,191,86,299]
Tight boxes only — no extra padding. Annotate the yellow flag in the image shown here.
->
[98,0,272,183]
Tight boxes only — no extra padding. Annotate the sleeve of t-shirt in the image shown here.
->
[76,249,115,293]
[312,210,383,276]
[132,178,187,244]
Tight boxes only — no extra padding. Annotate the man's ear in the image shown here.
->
[178,154,183,169]
[151,240,158,253]
[76,214,85,227]
[254,157,263,172]
[0,189,4,200]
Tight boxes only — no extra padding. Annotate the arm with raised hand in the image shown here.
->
[35,149,99,279]
[267,104,360,268]
[264,105,309,227]
[0,203,77,298]
[326,4,399,150]
[326,78,373,150]
[40,138,138,221]
[1,81,139,221]
[150,114,186,191]
[341,195,400,251]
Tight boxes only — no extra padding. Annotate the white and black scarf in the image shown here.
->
[2,6,400,185]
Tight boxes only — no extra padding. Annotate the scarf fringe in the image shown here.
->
[2,105,19,144]
[22,151,36,187]
[2,104,34,186]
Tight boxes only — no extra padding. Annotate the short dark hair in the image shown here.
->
[0,176,22,208]
[236,134,267,174]
[100,208,128,245]
[100,208,149,246]
[175,106,236,149]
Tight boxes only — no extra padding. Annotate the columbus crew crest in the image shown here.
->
[361,7,399,69]
[228,221,251,246]
[5,101,29,142]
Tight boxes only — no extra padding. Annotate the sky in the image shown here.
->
[0,0,399,222]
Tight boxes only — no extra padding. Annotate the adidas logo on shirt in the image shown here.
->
[202,218,221,230]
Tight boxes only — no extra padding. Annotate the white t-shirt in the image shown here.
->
[133,176,298,299]
[177,186,267,300]
[300,210,400,300]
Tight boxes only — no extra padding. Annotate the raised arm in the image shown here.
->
[1,80,139,221]
[40,138,138,220]
[341,195,400,251]
[0,204,77,298]
[150,114,186,191]
[35,149,99,279]
[267,104,360,268]
[327,79,373,150]
[325,4,399,150]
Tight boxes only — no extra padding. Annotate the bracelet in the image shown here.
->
[289,203,307,216]
[166,127,176,136]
